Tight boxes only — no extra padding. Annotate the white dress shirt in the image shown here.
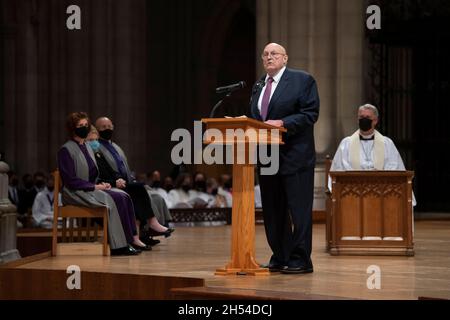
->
[257,66,287,113]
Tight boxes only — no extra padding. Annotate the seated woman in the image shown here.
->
[86,126,173,245]
[57,112,150,255]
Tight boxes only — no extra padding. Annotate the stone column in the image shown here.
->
[0,160,21,264]
[256,0,364,212]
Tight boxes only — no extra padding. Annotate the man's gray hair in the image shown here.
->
[358,104,379,118]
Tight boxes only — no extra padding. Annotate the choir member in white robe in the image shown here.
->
[32,185,54,229]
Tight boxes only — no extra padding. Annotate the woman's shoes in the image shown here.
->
[140,236,161,246]
[165,227,175,238]
[147,227,175,238]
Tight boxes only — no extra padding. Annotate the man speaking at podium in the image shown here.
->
[249,43,320,274]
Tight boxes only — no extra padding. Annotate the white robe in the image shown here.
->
[168,188,197,208]
[329,131,416,206]
[331,135,405,171]
[150,187,172,208]
[32,188,54,228]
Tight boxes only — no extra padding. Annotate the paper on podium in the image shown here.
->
[224,115,247,119]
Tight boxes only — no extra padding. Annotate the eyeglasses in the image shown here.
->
[261,52,285,59]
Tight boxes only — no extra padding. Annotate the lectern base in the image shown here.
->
[215,267,270,276]
[329,245,414,256]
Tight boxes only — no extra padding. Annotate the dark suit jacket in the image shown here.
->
[94,151,123,187]
[94,150,146,191]
[249,68,320,174]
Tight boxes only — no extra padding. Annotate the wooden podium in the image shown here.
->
[326,171,414,256]
[201,118,286,275]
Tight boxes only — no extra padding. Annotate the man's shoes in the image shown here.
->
[260,262,287,272]
[110,245,141,256]
[281,262,314,274]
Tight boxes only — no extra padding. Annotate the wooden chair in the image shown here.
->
[52,170,109,256]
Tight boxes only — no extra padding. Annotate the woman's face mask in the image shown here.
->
[74,125,90,139]
[88,140,100,151]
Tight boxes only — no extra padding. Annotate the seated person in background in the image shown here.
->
[144,170,172,227]
[148,170,171,209]
[87,128,159,247]
[168,173,196,208]
[218,173,233,207]
[8,172,20,208]
[8,172,23,228]
[188,172,211,208]
[206,178,227,208]
[330,103,416,205]
[58,112,145,255]
[163,176,174,193]
[18,173,37,216]
[31,173,55,229]
[33,171,47,193]
[93,118,174,241]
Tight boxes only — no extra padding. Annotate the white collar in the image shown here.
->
[266,66,286,83]
[359,131,375,140]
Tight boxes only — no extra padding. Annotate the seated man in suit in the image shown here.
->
[330,103,416,205]
[92,119,174,244]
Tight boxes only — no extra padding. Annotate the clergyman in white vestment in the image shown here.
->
[329,104,416,208]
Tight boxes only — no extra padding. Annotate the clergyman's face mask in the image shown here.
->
[359,117,373,132]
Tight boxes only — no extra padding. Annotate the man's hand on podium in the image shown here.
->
[265,120,284,127]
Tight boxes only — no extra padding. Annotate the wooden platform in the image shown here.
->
[2,221,450,300]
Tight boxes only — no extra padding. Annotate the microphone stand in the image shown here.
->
[210,91,232,118]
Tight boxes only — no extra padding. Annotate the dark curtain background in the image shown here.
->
[0,0,256,180]
[365,0,450,211]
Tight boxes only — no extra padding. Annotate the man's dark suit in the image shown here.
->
[249,67,319,269]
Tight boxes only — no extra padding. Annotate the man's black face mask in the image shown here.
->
[359,118,373,132]
[194,180,206,192]
[99,129,113,140]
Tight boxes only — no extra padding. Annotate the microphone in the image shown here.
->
[249,79,266,106]
[252,79,266,94]
[215,81,246,94]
